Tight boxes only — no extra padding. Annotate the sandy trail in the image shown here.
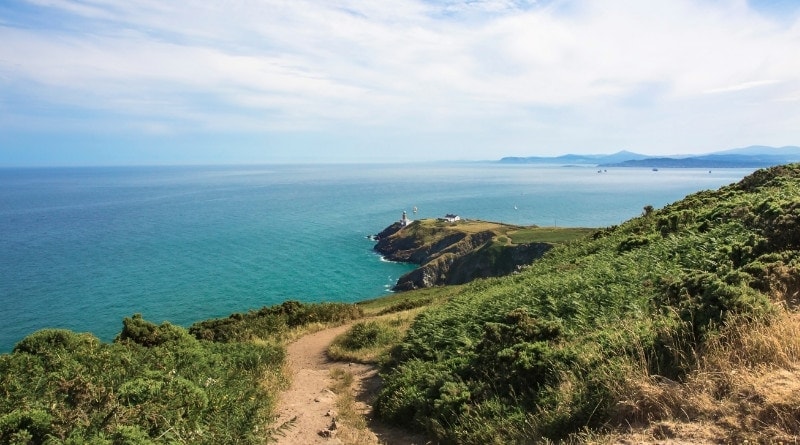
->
[272,324,428,445]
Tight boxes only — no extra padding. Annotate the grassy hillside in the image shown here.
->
[375,164,800,443]
[0,302,362,444]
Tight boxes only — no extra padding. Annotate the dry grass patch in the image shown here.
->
[328,367,378,445]
[607,309,800,443]
[416,218,509,234]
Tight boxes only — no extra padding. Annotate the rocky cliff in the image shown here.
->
[373,219,553,291]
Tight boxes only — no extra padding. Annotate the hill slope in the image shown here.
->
[376,164,800,443]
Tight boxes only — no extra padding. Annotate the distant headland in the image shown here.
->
[371,216,595,290]
[498,145,800,168]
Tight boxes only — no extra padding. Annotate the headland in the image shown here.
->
[372,217,596,290]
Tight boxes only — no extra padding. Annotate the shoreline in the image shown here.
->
[2,217,595,353]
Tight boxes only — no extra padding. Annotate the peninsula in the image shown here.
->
[373,217,595,290]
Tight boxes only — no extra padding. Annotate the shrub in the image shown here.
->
[1,314,284,444]
[116,314,191,347]
[111,425,153,445]
[617,234,654,252]
[14,329,98,355]
[0,409,52,444]
[189,300,363,342]
[660,271,772,338]
[337,321,394,350]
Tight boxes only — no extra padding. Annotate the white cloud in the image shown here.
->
[704,79,781,94]
[1,0,799,159]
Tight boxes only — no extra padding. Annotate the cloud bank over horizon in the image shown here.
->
[1,0,799,165]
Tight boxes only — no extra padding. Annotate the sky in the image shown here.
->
[0,0,799,166]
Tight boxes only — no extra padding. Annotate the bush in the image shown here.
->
[14,329,98,355]
[337,321,394,350]
[111,425,154,445]
[116,314,191,347]
[189,300,363,342]
[660,271,773,338]
[1,314,284,444]
[0,409,52,444]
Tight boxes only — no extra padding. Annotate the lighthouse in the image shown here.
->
[401,210,409,227]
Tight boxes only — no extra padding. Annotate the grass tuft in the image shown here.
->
[328,314,417,364]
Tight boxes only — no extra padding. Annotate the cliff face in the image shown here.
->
[373,219,553,291]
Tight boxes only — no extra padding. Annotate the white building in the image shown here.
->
[444,214,460,223]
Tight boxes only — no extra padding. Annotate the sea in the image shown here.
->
[0,163,756,352]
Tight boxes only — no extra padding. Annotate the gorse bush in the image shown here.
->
[189,300,363,342]
[337,321,395,350]
[0,300,362,444]
[117,313,192,346]
[1,323,281,444]
[376,164,800,443]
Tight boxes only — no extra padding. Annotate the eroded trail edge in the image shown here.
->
[272,324,427,445]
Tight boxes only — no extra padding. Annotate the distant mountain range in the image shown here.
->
[499,145,800,168]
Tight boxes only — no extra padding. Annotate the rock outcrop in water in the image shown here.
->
[373,219,554,291]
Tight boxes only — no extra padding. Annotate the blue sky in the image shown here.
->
[1,0,799,166]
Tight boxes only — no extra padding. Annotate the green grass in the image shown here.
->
[328,318,409,364]
[407,218,596,245]
[507,227,597,244]
[335,289,454,364]
[357,285,463,315]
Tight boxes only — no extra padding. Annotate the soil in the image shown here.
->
[272,324,430,445]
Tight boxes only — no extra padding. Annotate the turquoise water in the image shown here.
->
[0,163,754,351]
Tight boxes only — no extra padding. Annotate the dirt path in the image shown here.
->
[272,324,429,445]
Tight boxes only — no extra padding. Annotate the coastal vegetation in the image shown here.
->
[328,286,467,365]
[0,302,361,444]
[3,164,800,443]
[374,163,800,443]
